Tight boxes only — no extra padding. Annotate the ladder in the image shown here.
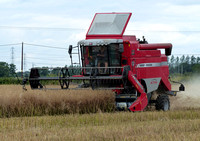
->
[69,45,81,67]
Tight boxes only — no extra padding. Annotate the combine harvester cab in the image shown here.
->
[27,12,185,112]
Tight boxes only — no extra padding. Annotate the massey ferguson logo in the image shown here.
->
[151,79,158,84]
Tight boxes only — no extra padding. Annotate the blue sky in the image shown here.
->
[0,0,200,71]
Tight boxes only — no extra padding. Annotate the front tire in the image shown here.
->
[155,95,170,111]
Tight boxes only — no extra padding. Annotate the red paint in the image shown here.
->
[71,75,84,77]
[129,92,148,111]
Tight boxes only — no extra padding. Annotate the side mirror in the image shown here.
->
[119,44,124,53]
[68,45,72,55]
[68,45,73,58]
[179,84,185,91]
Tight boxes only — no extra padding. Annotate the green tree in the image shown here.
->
[196,57,200,64]
[51,67,61,76]
[9,63,16,76]
[184,55,191,73]
[191,55,196,65]
[170,55,175,65]
[180,55,185,63]
[169,55,175,74]
[192,64,200,73]
[175,56,179,65]
[175,56,180,74]
[0,62,10,77]
[39,67,50,76]
[185,55,190,64]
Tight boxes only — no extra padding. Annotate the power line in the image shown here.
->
[0,56,11,58]
[1,25,200,33]
[0,26,86,31]
[24,43,68,50]
[26,57,68,62]
[0,43,21,46]
[26,61,66,66]
[24,53,68,59]
[127,29,200,33]
[26,56,67,60]
[25,54,68,59]
[24,50,68,56]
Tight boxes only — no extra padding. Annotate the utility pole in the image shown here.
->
[24,53,26,72]
[21,42,24,78]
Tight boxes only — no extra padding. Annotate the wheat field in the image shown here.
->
[0,79,200,140]
[0,85,115,117]
[0,82,199,117]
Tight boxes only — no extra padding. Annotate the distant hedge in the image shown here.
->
[0,77,21,85]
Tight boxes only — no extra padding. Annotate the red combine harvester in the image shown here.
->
[26,12,185,111]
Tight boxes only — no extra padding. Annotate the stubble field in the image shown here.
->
[0,77,200,141]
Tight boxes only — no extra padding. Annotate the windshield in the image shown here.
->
[82,44,121,75]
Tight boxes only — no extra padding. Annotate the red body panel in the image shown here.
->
[127,71,148,111]
[139,43,172,50]
[118,38,171,91]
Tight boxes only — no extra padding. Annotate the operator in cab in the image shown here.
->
[97,46,108,73]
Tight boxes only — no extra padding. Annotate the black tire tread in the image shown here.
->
[155,95,170,111]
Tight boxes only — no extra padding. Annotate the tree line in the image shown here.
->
[1,55,200,78]
[168,55,200,74]
[0,62,17,77]
[0,62,80,78]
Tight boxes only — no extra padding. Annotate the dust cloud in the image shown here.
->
[170,75,200,110]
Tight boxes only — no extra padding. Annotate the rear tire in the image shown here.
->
[155,95,170,111]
